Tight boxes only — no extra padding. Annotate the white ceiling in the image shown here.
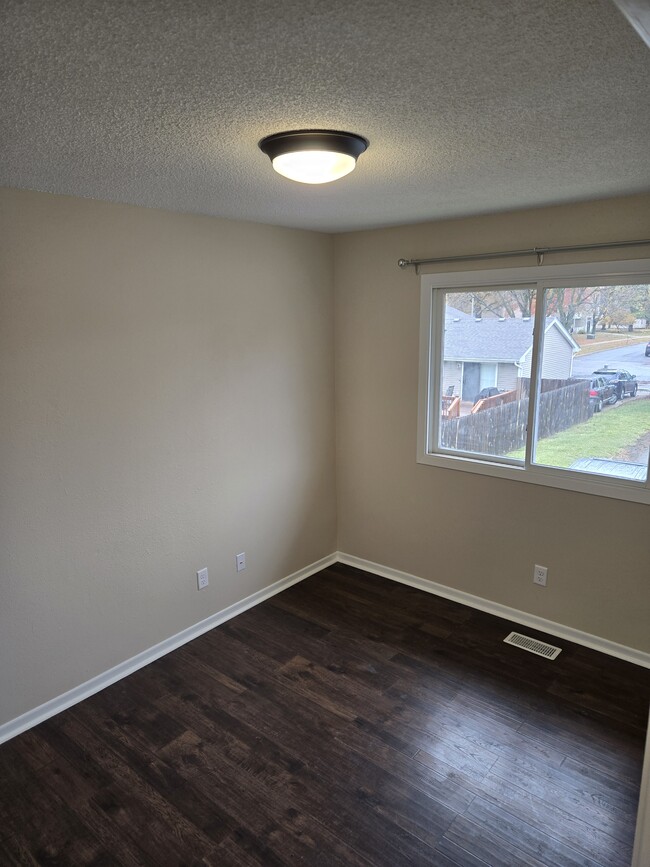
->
[2,0,649,232]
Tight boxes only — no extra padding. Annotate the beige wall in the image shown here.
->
[334,194,650,653]
[0,188,337,726]
[2,187,649,732]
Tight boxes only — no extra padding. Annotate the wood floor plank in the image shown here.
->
[465,796,606,867]
[413,737,500,783]
[483,760,635,844]
[270,582,426,647]
[14,721,148,866]
[559,754,643,807]
[518,712,646,786]
[0,743,109,865]
[438,815,550,867]
[220,688,456,860]
[402,684,568,768]
[491,751,640,815]
[379,682,562,778]
[0,563,647,866]
[274,653,402,722]
[548,668,650,731]
[467,775,632,867]
[0,834,42,866]
[54,709,233,859]
[0,743,32,841]
[114,666,423,864]
[222,603,407,694]
[158,728,377,867]
[336,717,479,814]
[38,755,149,867]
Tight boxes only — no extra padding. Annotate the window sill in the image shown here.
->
[418,450,650,505]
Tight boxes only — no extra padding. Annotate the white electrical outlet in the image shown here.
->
[197,567,209,590]
[236,552,246,572]
[533,564,548,587]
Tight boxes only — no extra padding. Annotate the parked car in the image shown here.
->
[645,341,650,357]
[587,376,618,412]
[592,367,638,399]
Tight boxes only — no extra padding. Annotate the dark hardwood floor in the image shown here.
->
[1,563,649,866]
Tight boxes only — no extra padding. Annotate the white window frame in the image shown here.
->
[417,258,650,505]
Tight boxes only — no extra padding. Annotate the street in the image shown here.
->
[571,341,650,384]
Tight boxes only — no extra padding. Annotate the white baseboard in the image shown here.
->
[3,548,648,747]
[336,552,650,669]
[0,553,337,745]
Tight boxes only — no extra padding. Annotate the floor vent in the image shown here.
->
[503,631,562,660]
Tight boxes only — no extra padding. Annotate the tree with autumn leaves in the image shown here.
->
[451,285,649,332]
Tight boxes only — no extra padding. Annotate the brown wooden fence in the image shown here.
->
[517,377,583,397]
[536,380,592,438]
[440,380,591,455]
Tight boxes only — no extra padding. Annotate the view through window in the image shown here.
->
[428,274,650,495]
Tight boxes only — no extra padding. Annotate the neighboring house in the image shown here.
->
[572,311,647,333]
[442,314,579,402]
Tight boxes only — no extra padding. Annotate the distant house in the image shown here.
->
[442,312,579,402]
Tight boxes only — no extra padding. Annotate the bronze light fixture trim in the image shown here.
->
[259,129,369,184]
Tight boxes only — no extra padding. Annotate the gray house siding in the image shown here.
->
[442,360,463,397]
[520,320,577,379]
[542,325,575,378]
[496,363,519,392]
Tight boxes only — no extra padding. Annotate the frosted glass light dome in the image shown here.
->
[272,149,357,184]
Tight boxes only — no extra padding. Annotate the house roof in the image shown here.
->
[444,317,577,363]
[1,1,649,232]
[445,305,472,321]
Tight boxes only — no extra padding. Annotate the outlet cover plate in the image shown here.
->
[533,564,548,587]
[197,567,209,590]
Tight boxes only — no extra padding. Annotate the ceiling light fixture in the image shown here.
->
[259,129,368,184]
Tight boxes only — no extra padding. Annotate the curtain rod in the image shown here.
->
[397,238,650,272]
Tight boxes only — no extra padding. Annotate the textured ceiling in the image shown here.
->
[2,0,649,232]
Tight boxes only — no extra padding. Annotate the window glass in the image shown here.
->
[439,290,534,462]
[533,284,649,482]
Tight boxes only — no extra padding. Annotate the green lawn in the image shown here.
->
[510,397,650,467]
